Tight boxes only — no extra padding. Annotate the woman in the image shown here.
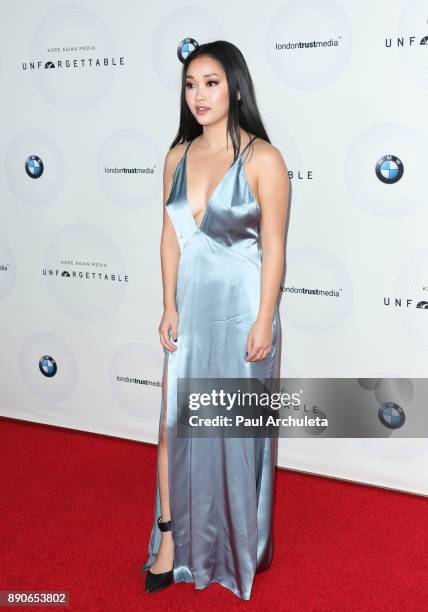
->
[141,40,289,600]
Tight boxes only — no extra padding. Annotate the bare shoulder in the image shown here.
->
[164,141,188,177]
[252,138,288,175]
[248,139,290,225]
[162,142,189,205]
[244,137,289,202]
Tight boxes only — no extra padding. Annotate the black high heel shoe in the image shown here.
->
[144,516,174,593]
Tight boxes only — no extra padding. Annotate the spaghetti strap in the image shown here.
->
[184,140,193,154]
[175,139,193,167]
[241,135,257,154]
[175,140,193,168]
[239,135,258,160]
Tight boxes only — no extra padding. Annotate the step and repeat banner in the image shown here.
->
[1,0,427,496]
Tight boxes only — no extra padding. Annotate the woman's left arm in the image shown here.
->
[245,145,290,362]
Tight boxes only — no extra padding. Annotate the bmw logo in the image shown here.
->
[177,38,198,63]
[25,155,44,179]
[375,154,404,184]
[378,401,405,429]
[39,355,57,378]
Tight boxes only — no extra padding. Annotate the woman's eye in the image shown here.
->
[185,81,218,89]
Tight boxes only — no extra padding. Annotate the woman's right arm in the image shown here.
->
[158,147,183,352]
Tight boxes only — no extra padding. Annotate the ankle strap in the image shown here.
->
[157,515,172,532]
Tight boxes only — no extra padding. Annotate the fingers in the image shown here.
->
[246,335,263,361]
[159,325,177,352]
[245,345,272,362]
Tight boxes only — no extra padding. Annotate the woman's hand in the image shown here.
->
[159,307,179,352]
[245,316,273,362]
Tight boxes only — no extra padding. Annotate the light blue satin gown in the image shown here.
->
[142,135,281,600]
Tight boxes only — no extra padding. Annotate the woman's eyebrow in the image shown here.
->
[186,72,221,79]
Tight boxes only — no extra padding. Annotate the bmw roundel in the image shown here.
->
[375,154,404,184]
[39,355,57,377]
[177,38,198,63]
[378,401,405,429]
[25,155,44,179]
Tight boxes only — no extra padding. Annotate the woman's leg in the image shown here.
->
[149,354,174,573]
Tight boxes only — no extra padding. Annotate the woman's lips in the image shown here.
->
[196,107,211,115]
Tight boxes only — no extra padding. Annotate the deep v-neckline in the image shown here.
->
[184,136,256,230]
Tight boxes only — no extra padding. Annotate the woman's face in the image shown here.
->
[184,55,230,126]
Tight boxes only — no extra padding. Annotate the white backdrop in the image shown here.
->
[1,0,427,496]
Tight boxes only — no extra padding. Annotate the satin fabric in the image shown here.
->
[142,136,281,600]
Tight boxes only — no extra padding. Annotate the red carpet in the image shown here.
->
[0,416,427,611]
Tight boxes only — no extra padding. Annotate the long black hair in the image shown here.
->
[169,40,271,163]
